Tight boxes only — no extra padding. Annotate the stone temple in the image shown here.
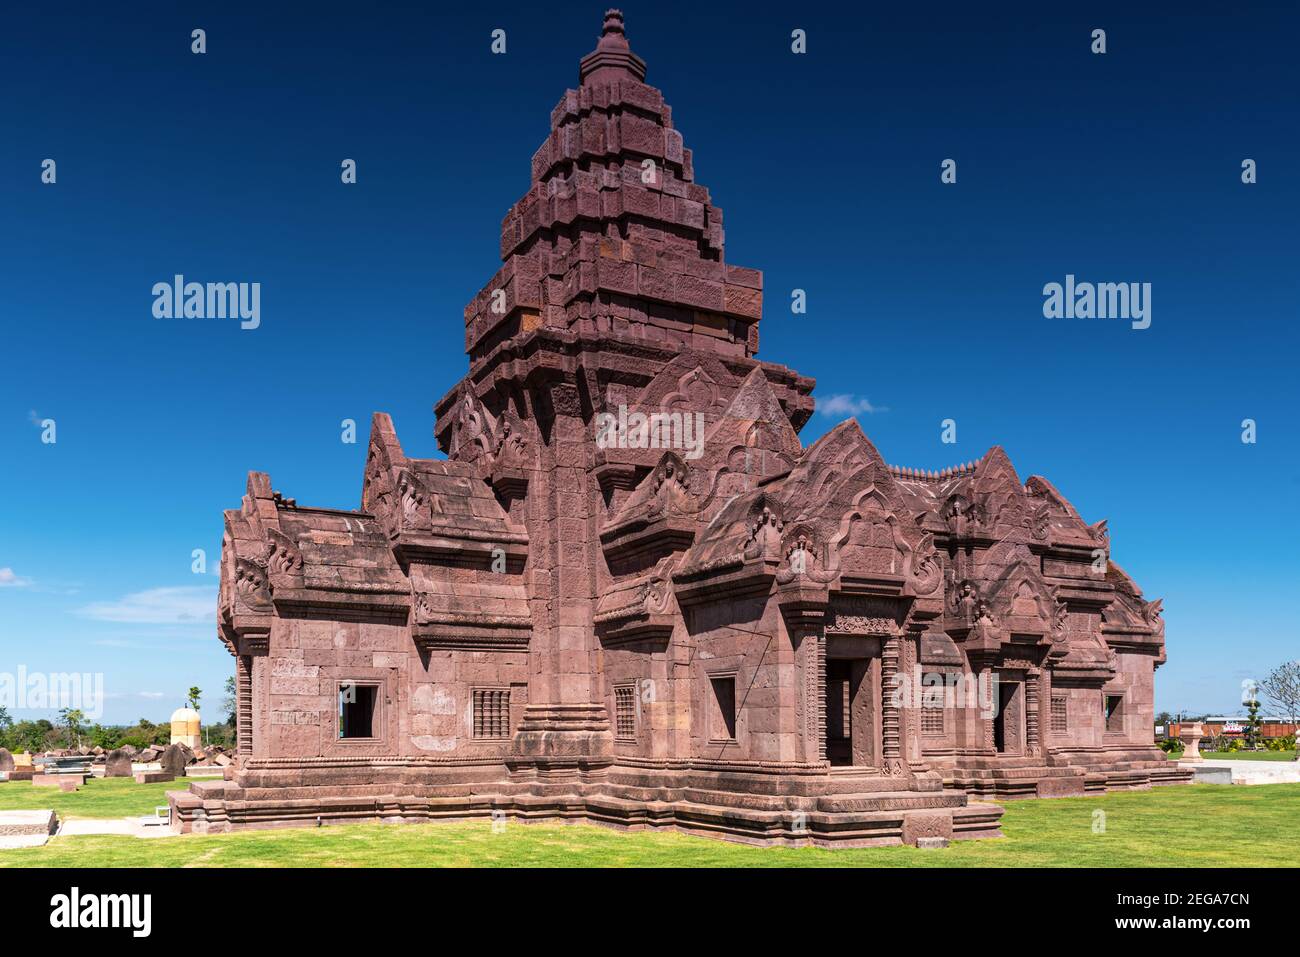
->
[171,11,1189,844]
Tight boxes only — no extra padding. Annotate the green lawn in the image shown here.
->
[1,779,1296,867]
[0,778,178,819]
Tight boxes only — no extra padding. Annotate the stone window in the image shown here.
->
[920,674,945,735]
[338,682,378,739]
[709,675,737,741]
[614,684,637,740]
[1104,694,1124,734]
[473,688,511,740]
[1051,695,1068,734]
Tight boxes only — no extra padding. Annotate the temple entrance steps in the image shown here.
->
[940,761,1088,800]
[1049,748,1195,792]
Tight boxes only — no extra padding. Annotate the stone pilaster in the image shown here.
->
[236,654,253,756]
[510,381,612,768]
[1025,667,1041,757]
[982,666,996,753]
[881,635,905,774]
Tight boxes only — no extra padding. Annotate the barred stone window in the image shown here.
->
[1051,695,1068,734]
[1104,694,1124,734]
[614,684,637,739]
[921,701,945,735]
[473,688,511,739]
[920,673,945,735]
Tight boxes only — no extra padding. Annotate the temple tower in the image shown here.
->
[434,9,806,775]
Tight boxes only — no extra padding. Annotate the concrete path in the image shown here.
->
[1184,758,1300,785]
[57,815,176,839]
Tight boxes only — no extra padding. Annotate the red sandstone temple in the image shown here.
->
[172,11,1189,845]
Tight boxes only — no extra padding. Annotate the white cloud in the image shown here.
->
[0,567,33,588]
[818,394,888,418]
[76,585,216,625]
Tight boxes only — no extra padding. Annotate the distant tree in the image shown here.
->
[222,676,237,726]
[58,708,85,749]
[8,719,52,752]
[1155,711,1172,726]
[88,724,118,750]
[187,686,202,712]
[1260,661,1300,727]
[1244,696,1262,750]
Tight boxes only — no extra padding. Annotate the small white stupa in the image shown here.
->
[170,706,202,748]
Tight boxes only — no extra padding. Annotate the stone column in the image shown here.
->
[1025,667,1041,758]
[510,381,612,768]
[982,667,996,753]
[1041,667,1054,750]
[1179,721,1204,762]
[809,631,826,764]
[881,634,905,773]
[236,654,253,756]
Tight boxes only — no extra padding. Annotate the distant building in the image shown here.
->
[1168,718,1296,740]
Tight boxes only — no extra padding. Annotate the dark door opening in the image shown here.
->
[826,660,856,766]
[993,681,1018,753]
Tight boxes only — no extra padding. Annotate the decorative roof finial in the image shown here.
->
[580,9,646,86]
[602,9,626,38]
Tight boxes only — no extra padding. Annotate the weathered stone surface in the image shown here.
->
[174,11,1186,846]
[105,748,133,778]
[158,744,190,778]
[134,771,175,784]
[33,774,84,790]
[0,749,13,775]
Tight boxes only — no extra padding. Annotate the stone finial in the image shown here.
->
[580,9,647,85]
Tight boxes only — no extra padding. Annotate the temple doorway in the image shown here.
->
[824,649,877,767]
[826,660,856,765]
[993,680,1023,754]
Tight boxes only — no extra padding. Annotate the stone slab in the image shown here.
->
[33,774,84,789]
[1195,759,1300,785]
[1190,766,1233,784]
[0,810,58,837]
[134,771,176,784]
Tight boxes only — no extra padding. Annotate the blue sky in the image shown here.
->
[1,2,1296,723]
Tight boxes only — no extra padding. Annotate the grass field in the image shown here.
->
[1,779,1297,867]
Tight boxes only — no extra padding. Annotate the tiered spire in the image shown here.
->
[462,12,764,365]
[580,9,646,85]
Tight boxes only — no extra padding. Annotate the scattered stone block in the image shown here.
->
[158,744,189,778]
[33,773,85,788]
[0,748,13,775]
[902,810,954,847]
[134,771,175,784]
[915,837,950,849]
[105,748,133,778]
